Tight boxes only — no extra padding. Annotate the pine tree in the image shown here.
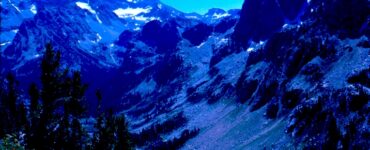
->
[114,115,132,150]
[0,73,21,136]
[29,83,39,115]
[92,91,133,150]
[0,43,133,149]
[28,43,88,149]
[64,71,88,117]
[29,43,65,149]
[5,73,17,118]
[0,76,5,137]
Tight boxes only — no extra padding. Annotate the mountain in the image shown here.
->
[1,0,369,149]
[232,0,308,46]
[1,0,37,51]
[1,0,196,69]
[0,0,227,110]
[1,0,241,125]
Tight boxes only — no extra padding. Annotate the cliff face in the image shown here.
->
[232,0,307,46]
[230,0,370,148]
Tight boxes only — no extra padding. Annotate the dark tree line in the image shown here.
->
[129,112,199,150]
[0,43,132,150]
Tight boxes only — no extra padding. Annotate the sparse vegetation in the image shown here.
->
[286,87,370,149]
[347,68,370,88]
[151,129,200,150]
[131,112,188,146]
[265,102,279,119]
[236,78,258,103]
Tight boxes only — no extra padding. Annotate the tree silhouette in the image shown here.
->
[92,91,132,150]
[29,83,39,115]
[1,43,132,149]
[27,43,89,149]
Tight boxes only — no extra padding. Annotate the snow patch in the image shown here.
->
[213,13,230,19]
[217,38,228,47]
[126,0,138,3]
[196,42,205,49]
[30,4,37,14]
[283,24,289,28]
[9,0,20,13]
[95,15,102,24]
[113,7,151,19]
[247,40,266,52]
[96,33,102,42]
[247,47,255,52]
[76,2,96,14]
[185,16,198,19]
[12,29,19,34]
[133,15,159,22]
[0,41,11,46]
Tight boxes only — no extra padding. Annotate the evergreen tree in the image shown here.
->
[1,43,133,150]
[28,43,88,149]
[0,73,23,137]
[29,43,66,149]
[114,115,132,150]
[29,83,39,115]
[92,91,132,150]
[5,73,17,118]
[64,71,88,117]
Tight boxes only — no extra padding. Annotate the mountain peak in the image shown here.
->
[205,8,226,15]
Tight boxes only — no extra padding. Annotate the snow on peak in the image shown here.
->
[76,2,96,14]
[186,16,198,19]
[113,7,152,19]
[213,13,230,19]
[133,15,159,22]
[127,0,138,3]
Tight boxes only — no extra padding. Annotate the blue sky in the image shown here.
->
[160,0,244,14]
